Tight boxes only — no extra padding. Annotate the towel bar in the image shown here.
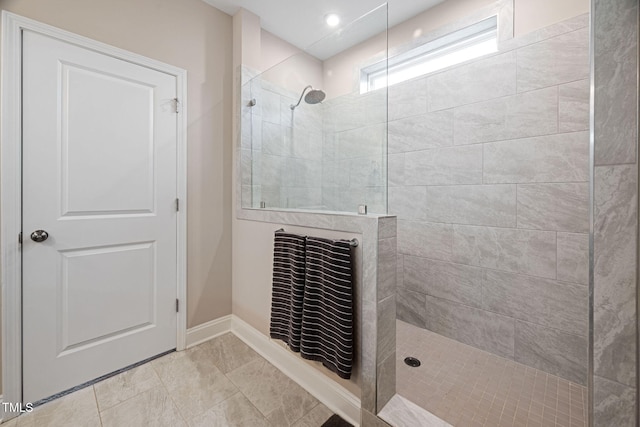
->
[274,228,359,247]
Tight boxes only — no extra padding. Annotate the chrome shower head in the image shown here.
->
[304,89,326,105]
[290,85,326,110]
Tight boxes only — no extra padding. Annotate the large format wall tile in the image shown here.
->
[404,145,483,185]
[264,126,321,162]
[377,295,396,364]
[262,122,283,156]
[516,183,589,233]
[424,184,516,227]
[557,232,589,285]
[516,27,589,92]
[286,130,323,160]
[452,225,556,278]
[377,352,396,411]
[240,149,253,186]
[482,270,588,336]
[593,0,638,417]
[594,0,638,165]
[398,220,453,261]
[361,299,377,413]
[403,256,482,308]
[388,153,405,187]
[388,76,428,121]
[336,124,386,159]
[348,156,385,187]
[396,254,404,289]
[289,103,323,135]
[338,186,387,214]
[260,154,285,187]
[388,186,427,221]
[377,237,397,301]
[282,187,323,209]
[515,321,588,385]
[396,288,426,328]
[323,97,366,133]
[427,51,517,111]
[484,132,589,183]
[322,159,350,188]
[559,79,590,132]
[388,110,453,154]
[259,185,282,208]
[500,14,588,52]
[282,159,322,189]
[424,295,515,358]
[453,87,558,145]
[261,90,282,125]
[594,375,637,427]
[594,164,637,387]
[378,12,593,387]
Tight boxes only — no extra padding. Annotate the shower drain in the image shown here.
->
[404,357,421,367]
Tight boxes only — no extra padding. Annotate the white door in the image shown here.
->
[22,30,179,403]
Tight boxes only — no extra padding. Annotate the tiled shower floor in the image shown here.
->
[396,320,588,427]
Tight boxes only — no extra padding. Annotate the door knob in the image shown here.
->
[30,230,49,242]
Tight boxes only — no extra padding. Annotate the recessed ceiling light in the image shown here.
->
[325,13,340,27]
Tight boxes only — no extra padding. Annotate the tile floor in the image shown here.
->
[2,333,336,427]
[396,320,588,427]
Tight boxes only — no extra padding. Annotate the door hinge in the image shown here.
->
[176,299,179,313]
[18,232,22,244]
[176,198,180,212]
[174,98,180,114]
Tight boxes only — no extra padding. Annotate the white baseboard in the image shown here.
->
[230,315,361,426]
[185,315,232,348]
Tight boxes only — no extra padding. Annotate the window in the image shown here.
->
[361,16,498,93]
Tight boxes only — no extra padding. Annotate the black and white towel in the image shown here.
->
[269,231,306,352]
[300,236,354,379]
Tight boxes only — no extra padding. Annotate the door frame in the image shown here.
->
[0,12,188,419]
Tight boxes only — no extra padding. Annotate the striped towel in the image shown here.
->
[301,237,354,379]
[269,231,306,352]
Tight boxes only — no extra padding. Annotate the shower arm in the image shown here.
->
[290,85,313,110]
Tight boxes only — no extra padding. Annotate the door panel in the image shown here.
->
[62,64,156,215]
[59,242,156,353]
[22,30,178,403]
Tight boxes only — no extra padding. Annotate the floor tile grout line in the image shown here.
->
[147,355,192,424]
[91,386,104,427]
[94,365,164,414]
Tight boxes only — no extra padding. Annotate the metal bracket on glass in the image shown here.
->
[358,204,368,215]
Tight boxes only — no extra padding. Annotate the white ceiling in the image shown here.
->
[202,0,445,59]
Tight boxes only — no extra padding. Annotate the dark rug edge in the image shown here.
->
[321,414,354,427]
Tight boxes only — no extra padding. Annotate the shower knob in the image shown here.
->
[30,230,49,242]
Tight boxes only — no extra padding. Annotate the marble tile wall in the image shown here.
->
[321,91,388,214]
[392,15,591,386]
[243,74,388,213]
[593,0,638,422]
[376,217,398,410]
[241,78,325,210]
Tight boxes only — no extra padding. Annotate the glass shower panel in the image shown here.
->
[240,5,388,214]
[382,0,591,426]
